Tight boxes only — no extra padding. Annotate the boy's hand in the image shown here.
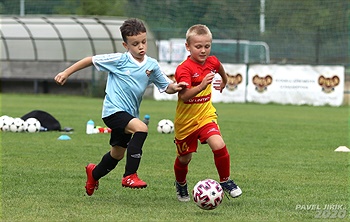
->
[198,72,215,91]
[212,77,226,93]
[54,72,68,85]
[172,82,188,92]
[212,78,222,91]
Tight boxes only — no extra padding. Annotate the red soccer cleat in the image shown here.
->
[122,173,147,189]
[85,163,99,196]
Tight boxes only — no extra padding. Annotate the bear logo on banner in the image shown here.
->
[252,75,273,93]
[318,75,340,93]
[226,73,243,91]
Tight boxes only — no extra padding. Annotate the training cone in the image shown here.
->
[334,146,350,152]
[58,135,71,140]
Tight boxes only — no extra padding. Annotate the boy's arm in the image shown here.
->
[178,62,227,101]
[165,82,188,94]
[217,63,227,85]
[178,72,216,102]
[214,63,228,93]
[54,56,93,85]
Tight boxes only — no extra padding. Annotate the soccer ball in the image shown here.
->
[1,116,14,132]
[192,179,224,210]
[157,119,174,134]
[24,118,41,133]
[9,117,25,132]
[0,115,10,131]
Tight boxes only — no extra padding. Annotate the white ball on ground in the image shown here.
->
[10,117,25,132]
[2,116,14,132]
[0,115,10,131]
[157,119,174,134]
[24,118,41,133]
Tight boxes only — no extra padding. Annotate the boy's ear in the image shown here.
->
[185,42,190,51]
[122,42,128,50]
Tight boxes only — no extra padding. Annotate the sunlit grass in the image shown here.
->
[1,93,349,221]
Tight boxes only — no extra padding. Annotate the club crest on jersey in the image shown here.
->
[192,73,199,78]
[146,69,153,77]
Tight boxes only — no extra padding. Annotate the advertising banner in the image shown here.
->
[246,65,344,106]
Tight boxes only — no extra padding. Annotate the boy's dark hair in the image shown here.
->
[120,18,147,43]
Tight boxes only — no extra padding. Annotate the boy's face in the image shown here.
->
[122,32,148,62]
[186,34,212,64]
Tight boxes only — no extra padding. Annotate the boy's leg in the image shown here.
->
[213,146,242,198]
[212,146,230,182]
[174,156,191,202]
[93,149,123,180]
[85,150,122,196]
[123,131,147,177]
[174,155,190,184]
[122,131,148,188]
[201,123,242,198]
[85,111,134,195]
[174,135,196,202]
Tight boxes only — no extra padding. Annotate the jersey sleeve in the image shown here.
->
[210,56,221,73]
[92,53,123,72]
[175,64,192,89]
[150,62,172,93]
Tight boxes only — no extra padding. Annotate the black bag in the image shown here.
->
[21,110,61,131]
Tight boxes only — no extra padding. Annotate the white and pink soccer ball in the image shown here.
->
[192,179,224,210]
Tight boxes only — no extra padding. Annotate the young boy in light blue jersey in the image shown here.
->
[54,18,187,196]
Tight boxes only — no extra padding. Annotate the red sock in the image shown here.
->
[174,157,188,184]
[213,146,230,182]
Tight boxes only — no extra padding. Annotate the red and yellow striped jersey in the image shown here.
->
[174,56,221,140]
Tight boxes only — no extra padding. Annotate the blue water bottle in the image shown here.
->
[86,119,94,134]
[143,114,150,126]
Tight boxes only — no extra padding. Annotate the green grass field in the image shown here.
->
[1,93,349,221]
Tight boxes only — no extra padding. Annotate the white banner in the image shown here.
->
[157,39,189,63]
[246,65,344,106]
[212,64,247,103]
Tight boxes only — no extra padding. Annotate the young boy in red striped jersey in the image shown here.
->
[173,24,242,202]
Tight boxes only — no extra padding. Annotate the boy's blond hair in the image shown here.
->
[186,24,212,44]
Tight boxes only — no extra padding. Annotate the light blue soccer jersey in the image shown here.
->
[92,52,171,118]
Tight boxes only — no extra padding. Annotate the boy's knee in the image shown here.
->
[178,154,192,165]
[111,146,126,160]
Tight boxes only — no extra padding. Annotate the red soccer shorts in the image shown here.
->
[175,122,221,156]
